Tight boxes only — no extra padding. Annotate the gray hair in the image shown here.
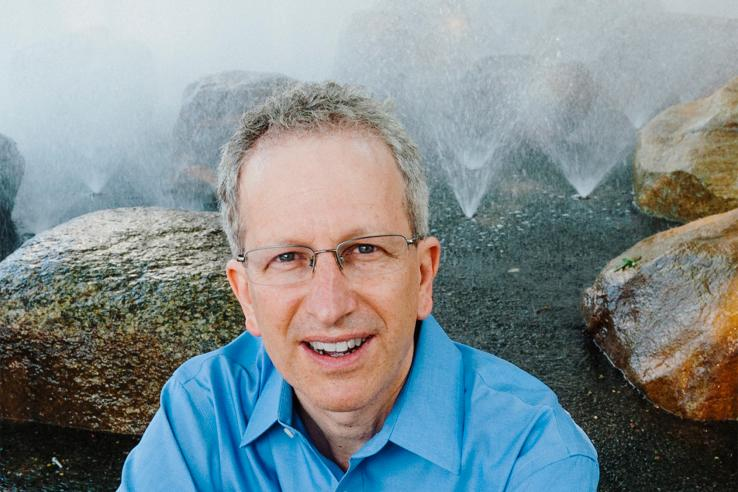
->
[217,81,429,255]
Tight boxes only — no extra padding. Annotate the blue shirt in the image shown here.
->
[119,316,598,491]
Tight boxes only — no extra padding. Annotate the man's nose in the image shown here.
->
[303,251,357,325]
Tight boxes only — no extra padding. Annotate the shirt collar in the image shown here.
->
[239,315,464,475]
[240,360,292,447]
[382,315,463,474]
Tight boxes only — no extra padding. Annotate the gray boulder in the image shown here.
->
[0,207,243,434]
[171,71,295,209]
[0,134,25,260]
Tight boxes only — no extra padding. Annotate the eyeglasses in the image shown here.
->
[236,234,422,286]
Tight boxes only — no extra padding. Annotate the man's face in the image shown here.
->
[226,130,440,415]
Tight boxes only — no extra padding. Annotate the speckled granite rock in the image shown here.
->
[582,208,738,420]
[0,134,25,260]
[633,76,738,223]
[0,207,243,434]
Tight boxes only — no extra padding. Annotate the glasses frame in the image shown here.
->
[236,234,423,283]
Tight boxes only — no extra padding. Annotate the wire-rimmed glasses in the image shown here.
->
[236,234,422,286]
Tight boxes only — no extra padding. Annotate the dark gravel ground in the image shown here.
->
[1,153,736,491]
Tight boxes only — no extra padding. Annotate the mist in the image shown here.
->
[1,0,736,230]
[1,0,366,234]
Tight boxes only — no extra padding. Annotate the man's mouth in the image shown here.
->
[306,337,369,357]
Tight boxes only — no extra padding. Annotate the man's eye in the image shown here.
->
[344,243,378,255]
[267,251,309,269]
[356,244,377,254]
[343,243,383,258]
[276,252,297,262]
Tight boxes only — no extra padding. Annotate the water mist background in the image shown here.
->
[0,0,361,235]
[2,0,738,232]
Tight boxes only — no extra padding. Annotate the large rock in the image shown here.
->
[334,2,537,156]
[0,134,25,261]
[172,70,295,171]
[0,208,243,434]
[170,71,295,210]
[523,62,601,142]
[634,76,738,223]
[582,208,738,420]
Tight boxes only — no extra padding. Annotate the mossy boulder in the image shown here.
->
[0,207,243,434]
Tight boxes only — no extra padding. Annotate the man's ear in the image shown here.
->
[226,259,261,337]
[416,236,441,320]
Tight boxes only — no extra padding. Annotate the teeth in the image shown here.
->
[309,337,366,354]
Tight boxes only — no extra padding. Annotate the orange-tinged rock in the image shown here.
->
[582,208,738,420]
[634,75,738,223]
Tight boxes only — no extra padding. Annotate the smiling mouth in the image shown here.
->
[306,337,369,357]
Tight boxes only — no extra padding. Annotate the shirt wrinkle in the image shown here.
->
[462,347,594,458]
[506,453,599,491]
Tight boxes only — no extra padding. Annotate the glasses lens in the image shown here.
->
[338,235,410,279]
[245,246,314,285]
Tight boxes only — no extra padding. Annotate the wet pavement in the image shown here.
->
[1,155,736,490]
[429,157,737,491]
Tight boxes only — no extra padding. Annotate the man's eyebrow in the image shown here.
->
[339,228,377,240]
[248,228,379,249]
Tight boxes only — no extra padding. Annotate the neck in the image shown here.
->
[295,367,410,471]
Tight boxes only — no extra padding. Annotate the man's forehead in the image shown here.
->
[243,128,393,173]
[238,128,402,194]
[237,128,409,245]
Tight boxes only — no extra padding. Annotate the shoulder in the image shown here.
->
[119,333,270,491]
[172,330,266,382]
[456,342,559,410]
[163,331,270,413]
[455,342,597,474]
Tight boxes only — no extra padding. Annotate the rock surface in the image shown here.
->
[634,76,738,223]
[582,208,738,420]
[170,71,295,210]
[0,208,243,434]
[0,134,25,260]
[172,70,296,172]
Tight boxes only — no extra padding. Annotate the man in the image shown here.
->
[120,82,598,490]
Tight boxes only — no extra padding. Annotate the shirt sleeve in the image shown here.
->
[118,378,216,492]
[506,454,599,492]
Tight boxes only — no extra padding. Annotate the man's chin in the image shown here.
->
[298,387,376,414]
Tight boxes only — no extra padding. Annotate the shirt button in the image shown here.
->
[283,427,295,438]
